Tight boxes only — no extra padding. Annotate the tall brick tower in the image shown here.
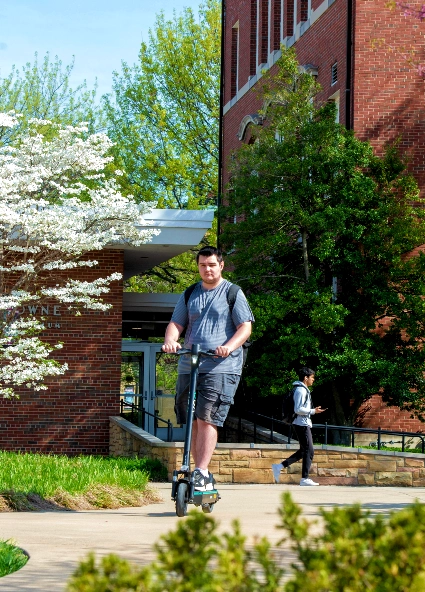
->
[222,0,425,192]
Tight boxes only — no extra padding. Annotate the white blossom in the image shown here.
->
[0,114,159,398]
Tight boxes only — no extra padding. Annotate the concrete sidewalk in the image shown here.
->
[2,483,425,591]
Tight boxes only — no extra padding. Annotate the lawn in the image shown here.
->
[0,453,167,511]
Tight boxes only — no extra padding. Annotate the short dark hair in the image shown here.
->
[298,367,315,381]
[196,246,223,264]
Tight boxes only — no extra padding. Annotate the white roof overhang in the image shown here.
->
[109,209,214,279]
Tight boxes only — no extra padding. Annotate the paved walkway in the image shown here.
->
[2,483,425,591]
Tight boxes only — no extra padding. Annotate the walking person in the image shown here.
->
[162,246,254,491]
[272,367,326,486]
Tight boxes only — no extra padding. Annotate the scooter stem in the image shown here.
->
[182,343,200,469]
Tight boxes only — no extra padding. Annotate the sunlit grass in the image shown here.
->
[0,453,166,510]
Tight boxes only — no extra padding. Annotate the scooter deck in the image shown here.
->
[192,489,219,506]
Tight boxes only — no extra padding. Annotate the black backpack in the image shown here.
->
[282,388,297,425]
[281,385,307,425]
[183,282,251,366]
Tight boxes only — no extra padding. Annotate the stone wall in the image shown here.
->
[110,416,425,487]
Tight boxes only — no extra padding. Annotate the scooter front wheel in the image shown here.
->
[176,482,188,517]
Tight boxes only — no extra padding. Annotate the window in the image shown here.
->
[328,90,340,122]
[285,0,294,38]
[300,0,308,22]
[260,0,269,64]
[231,24,239,99]
[250,0,257,75]
[331,62,338,86]
[272,0,281,50]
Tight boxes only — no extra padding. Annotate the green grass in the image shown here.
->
[0,540,28,577]
[0,453,167,511]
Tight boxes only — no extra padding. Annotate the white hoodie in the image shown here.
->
[292,381,315,428]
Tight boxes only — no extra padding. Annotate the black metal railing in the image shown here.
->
[119,400,174,442]
[238,410,425,453]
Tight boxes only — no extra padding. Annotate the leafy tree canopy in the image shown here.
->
[103,0,220,209]
[222,48,425,425]
[0,52,102,145]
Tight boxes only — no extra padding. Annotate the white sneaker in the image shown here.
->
[300,478,319,486]
[272,463,282,483]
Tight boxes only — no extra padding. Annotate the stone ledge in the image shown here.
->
[109,417,425,486]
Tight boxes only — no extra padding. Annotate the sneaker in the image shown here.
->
[272,463,282,483]
[193,469,214,491]
[300,478,319,486]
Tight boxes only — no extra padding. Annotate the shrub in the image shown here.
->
[68,492,425,591]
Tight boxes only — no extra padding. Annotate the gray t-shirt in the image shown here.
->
[171,279,254,374]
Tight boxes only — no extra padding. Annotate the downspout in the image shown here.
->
[345,0,353,130]
[217,0,226,248]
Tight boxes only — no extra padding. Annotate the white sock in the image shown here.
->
[196,467,209,477]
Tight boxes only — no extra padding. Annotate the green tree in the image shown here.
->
[222,48,425,427]
[103,0,220,209]
[105,0,220,292]
[0,52,102,145]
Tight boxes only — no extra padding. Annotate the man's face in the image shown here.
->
[198,254,224,285]
[305,374,315,387]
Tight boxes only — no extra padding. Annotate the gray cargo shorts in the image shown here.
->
[175,373,240,427]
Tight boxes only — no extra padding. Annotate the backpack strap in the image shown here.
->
[227,283,241,312]
[184,282,200,306]
[184,282,241,311]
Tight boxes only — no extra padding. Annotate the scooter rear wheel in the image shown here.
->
[176,482,188,517]
[202,503,214,513]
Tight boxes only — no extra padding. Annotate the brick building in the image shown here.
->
[221,0,425,431]
[0,210,213,454]
[222,0,425,188]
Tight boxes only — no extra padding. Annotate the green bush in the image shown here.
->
[67,492,425,592]
[0,539,28,577]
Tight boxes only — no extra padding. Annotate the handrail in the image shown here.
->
[240,410,425,453]
[120,400,174,442]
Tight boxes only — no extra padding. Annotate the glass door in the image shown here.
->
[121,341,184,440]
[152,348,183,441]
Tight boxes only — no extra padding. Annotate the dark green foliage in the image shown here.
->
[68,494,425,591]
[222,48,425,425]
[280,492,425,591]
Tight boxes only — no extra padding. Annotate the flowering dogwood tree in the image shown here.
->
[0,112,159,398]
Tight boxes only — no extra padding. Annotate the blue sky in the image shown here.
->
[0,0,203,98]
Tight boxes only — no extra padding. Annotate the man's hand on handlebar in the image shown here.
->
[162,341,182,353]
[214,345,231,357]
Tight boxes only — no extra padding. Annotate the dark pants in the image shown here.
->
[282,424,314,479]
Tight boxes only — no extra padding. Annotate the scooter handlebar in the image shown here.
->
[172,348,218,357]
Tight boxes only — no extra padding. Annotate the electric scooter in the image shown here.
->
[170,343,221,517]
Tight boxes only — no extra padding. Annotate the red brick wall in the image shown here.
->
[0,250,124,455]
[353,0,425,188]
[223,0,347,187]
[356,395,425,433]
[223,0,425,189]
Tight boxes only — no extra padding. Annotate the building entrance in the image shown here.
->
[121,341,184,441]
